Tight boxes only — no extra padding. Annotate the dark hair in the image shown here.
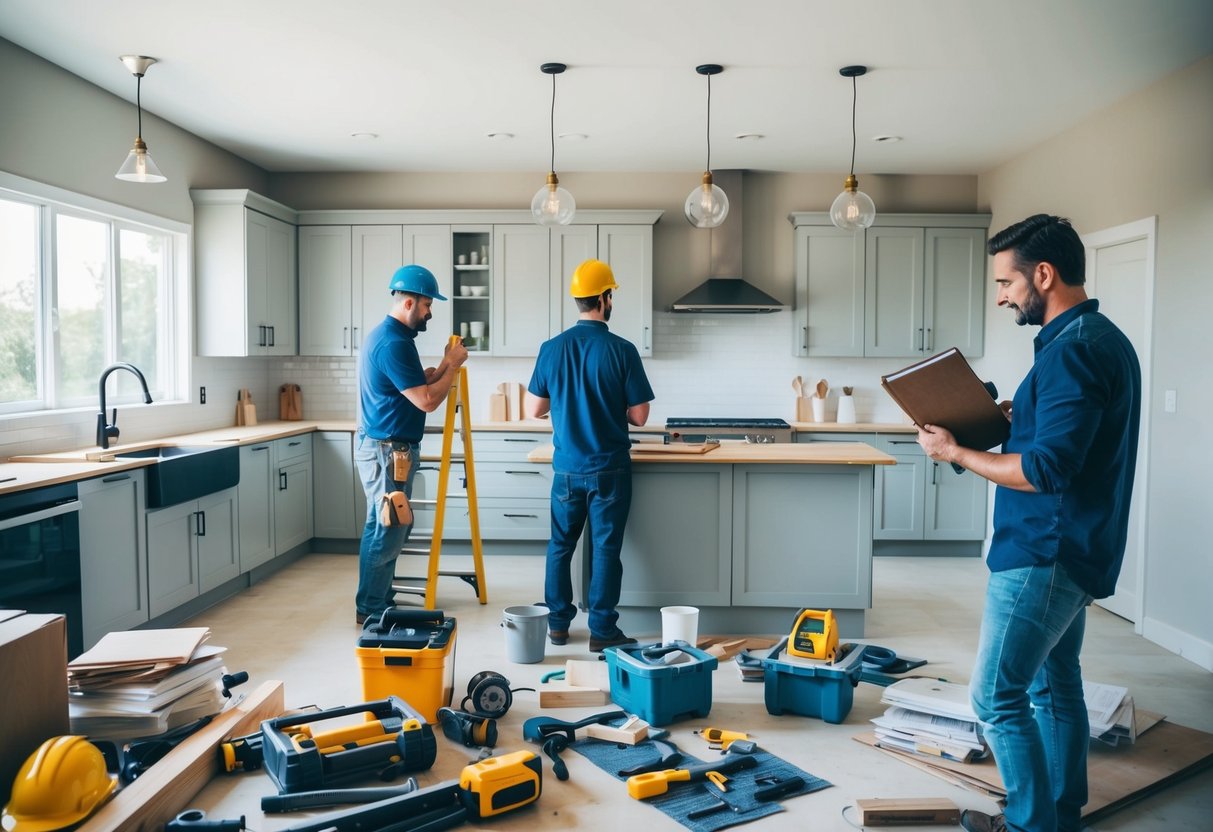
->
[987,214,1085,286]
[573,289,610,313]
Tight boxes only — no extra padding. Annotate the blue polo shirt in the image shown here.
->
[528,320,654,473]
[358,316,428,443]
[989,299,1141,599]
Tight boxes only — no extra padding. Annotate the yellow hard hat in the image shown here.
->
[569,259,618,298]
[2,736,116,832]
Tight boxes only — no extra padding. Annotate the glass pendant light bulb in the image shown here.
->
[531,172,576,226]
[116,138,166,183]
[829,175,875,230]
[684,172,730,228]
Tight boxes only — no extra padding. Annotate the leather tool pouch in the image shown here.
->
[392,448,413,481]
[380,490,413,527]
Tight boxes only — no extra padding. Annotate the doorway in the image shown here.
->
[1082,218,1156,629]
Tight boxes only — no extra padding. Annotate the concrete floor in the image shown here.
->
[188,552,1213,830]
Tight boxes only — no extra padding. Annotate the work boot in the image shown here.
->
[589,632,638,653]
[960,810,1007,832]
[548,629,570,646]
[356,612,368,625]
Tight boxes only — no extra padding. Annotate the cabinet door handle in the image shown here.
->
[926,327,933,352]
[269,325,276,347]
[643,325,650,351]
[931,462,938,486]
[195,510,207,536]
[889,439,918,445]
[503,438,538,443]
[504,470,541,475]
[288,441,302,447]
[353,326,359,349]
[802,325,808,351]
[102,473,132,483]
[917,327,924,351]
[252,445,269,452]
[343,326,349,350]
[279,471,288,491]
[504,513,539,519]
[258,324,267,347]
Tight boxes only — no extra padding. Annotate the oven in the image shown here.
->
[665,418,793,444]
[0,481,83,657]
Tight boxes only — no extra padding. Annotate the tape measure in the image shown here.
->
[788,608,839,661]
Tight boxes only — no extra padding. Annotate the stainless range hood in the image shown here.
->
[671,170,787,314]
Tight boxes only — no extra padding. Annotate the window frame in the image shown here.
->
[0,171,191,417]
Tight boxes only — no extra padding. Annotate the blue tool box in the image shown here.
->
[603,640,718,726]
[762,637,865,723]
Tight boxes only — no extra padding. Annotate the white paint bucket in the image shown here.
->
[501,605,548,663]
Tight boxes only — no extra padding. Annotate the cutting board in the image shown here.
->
[631,442,719,455]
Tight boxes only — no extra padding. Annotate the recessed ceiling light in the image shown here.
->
[487,131,515,140]
[735,133,765,141]
[350,132,379,140]
[872,135,902,143]
[558,132,588,141]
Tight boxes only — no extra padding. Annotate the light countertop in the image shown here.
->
[528,442,895,465]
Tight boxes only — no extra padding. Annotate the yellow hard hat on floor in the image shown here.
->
[2,736,116,832]
[569,259,619,298]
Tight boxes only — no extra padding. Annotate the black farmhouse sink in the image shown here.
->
[114,445,240,508]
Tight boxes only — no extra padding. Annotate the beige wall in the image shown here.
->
[977,55,1213,665]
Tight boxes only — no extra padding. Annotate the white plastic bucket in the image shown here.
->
[660,605,700,647]
[501,605,549,664]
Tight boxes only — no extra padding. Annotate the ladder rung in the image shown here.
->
[411,498,437,507]
[399,547,431,555]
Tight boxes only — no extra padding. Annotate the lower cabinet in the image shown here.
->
[238,442,275,570]
[313,431,364,539]
[874,435,987,540]
[146,487,239,618]
[78,470,148,650]
[237,435,313,570]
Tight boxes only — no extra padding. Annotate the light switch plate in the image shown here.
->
[1164,389,1176,413]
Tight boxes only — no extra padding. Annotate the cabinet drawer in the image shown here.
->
[469,433,548,459]
[276,434,312,463]
[474,463,553,499]
[878,435,924,455]
[797,432,875,446]
[414,498,550,541]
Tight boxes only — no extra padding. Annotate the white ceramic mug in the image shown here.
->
[469,321,486,338]
[469,251,480,265]
[456,254,467,265]
[460,322,470,338]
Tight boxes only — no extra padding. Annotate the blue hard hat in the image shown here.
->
[389,264,447,300]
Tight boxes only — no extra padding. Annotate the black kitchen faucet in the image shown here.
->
[97,362,153,449]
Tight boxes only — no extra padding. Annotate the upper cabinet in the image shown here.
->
[193,190,297,357]
[294,210,660,359]
[788,213,990,359]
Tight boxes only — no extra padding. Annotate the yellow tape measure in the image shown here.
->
[787,608,839,661]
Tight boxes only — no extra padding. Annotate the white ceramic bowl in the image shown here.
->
[469,285,487,297]
[459,286,472,296]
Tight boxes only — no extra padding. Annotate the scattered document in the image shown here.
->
[1084,680,1137,746]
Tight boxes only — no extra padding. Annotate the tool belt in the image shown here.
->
[380,491,413,526]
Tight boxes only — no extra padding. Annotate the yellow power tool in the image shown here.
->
[787,608,839,661]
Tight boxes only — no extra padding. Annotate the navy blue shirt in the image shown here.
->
[358,316,428,443]
[528,320,654,473]
[989,299,1141,598]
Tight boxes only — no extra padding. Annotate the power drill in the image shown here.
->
[437,707,498,748]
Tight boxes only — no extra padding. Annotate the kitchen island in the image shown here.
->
[527,442,895,637]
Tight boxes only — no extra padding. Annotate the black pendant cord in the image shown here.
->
[549,71,556,173]
[705,72,713,173]
[136,73,144,140]
[848,74,857,177]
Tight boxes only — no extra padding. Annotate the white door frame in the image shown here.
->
[1082,216,1156,633]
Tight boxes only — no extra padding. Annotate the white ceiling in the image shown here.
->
[2,0,1210,176]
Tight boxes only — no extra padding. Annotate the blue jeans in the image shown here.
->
[971,564,1093,832]
[355,432,420,618]
[545,469,632,639]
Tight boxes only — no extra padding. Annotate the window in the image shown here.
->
[0,177,187,415]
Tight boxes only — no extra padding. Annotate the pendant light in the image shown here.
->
[829,65,875,231]
[531,62,575,226]
[684,64,729,228]
[115,55,166,183]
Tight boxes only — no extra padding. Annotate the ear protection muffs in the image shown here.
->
[460,670,535,718]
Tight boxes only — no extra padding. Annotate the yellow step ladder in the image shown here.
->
[391,359,488,610]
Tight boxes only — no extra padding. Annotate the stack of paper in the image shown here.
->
[872,678,987,763]
[67,628,227,741]
[1085,680,1136,746]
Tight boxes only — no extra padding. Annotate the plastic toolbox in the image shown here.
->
[356,609,456,723]
[603,640,718,726]
[761,636,864,723]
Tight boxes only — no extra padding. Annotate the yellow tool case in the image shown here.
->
[356,609,457,723]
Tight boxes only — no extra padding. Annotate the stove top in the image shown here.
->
[666,418,791,429]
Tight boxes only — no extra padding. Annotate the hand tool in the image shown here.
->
[616,738,683,777]
[723,739,758,755]
[437,707,498,748]
[787,608,840,661]
[165,810,245,831]
[626,754,758,799]
[695,727,750,750]
[219,731,263,773]
[754,775,805,802]
[460,670,534,718]
[522,710,628,743]
[686,791,744,821]
[260,779,418,813]
[458,749,544,819]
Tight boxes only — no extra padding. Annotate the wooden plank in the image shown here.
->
[586,717,649,745]
[538,685,612,708]
[81,680,285,832]
[564,659,610,689]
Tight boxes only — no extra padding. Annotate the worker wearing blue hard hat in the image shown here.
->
[354,264,466,624]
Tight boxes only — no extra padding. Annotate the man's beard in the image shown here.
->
[1011,283,1044,326]
[603,305,612,322]
[413,312,431,332]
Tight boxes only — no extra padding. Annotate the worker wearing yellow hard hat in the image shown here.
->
[2,736,117,832]
[526,259,655,653]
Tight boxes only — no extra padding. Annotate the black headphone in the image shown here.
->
[459,671,535,718]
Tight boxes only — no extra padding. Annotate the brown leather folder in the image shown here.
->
[880,348,1010,451]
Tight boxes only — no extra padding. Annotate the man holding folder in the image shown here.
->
[916,215,1140,832]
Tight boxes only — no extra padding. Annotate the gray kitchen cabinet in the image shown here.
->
[874,435,987,541]
[146,486,239,618]
[788,213,990,358]
[491,225,553,356]
[298,225,353,356]
[313,431,362,539]
[596,225,654,356]
[548,225,599,336]
[618,464,733,608]
[78,470,148,649]
[238,442,275,570]
[193,189,297,357]
[274,436,313,554]
[731,464,873,608]
[404,226,454,358]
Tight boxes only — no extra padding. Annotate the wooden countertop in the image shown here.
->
[528,442,895,465]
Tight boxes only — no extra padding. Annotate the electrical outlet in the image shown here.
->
[1164,389,1176,413]
[200,386,207,404]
